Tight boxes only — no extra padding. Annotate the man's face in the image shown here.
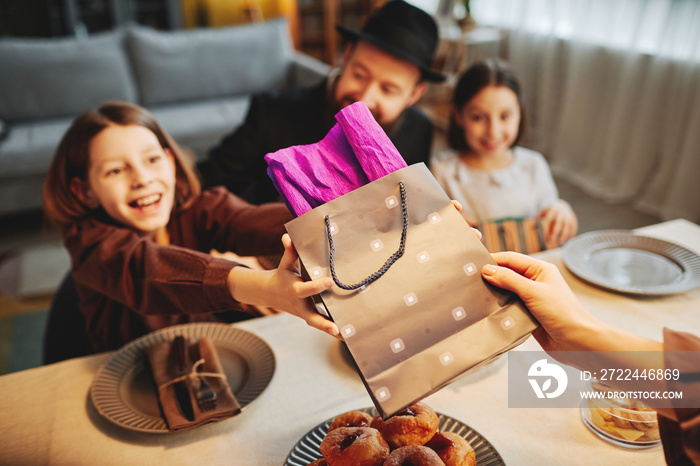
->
[334,41,427,129]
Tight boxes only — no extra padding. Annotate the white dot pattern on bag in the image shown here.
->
[329,199,528,415]
[440,352,454,366]
[463,263,477,276]
[309,267,324,278]
[341,324,356,338]
[385,195,398,208]
[403,293,418,306]
[501,317,515,330]
[376,387,391,401]
[329,222,339,235]
[390,338,405,353]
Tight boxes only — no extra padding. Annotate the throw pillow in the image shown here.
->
[127,18,293,107]
[0,30,138,122]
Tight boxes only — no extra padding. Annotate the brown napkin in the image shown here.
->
[147,336,241,431]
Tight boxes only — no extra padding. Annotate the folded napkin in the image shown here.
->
[147,336,241,431]
[265,101,407,216]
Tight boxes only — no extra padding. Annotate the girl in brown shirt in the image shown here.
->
[43,102,339,353]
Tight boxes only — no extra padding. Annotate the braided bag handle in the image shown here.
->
[325,182,408,291]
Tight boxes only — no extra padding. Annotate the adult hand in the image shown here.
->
[482,251,666,400]
[481,251,597,353]
[481,251,662,357]
[538,200,578,247]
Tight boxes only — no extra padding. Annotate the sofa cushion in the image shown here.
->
[0,30,138,123]
[128,18,294,107]
[0,175,47,216]
[149,97,251,161]
[0,116,74,178]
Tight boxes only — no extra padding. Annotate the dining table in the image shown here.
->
[1,218,699,465]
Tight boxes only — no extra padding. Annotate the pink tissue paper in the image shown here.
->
[265,101,407,216]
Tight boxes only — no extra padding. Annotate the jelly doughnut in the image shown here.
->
[370,402,439,448]
[383,445,446,465]
[307,459,328,466]
[328,410,373,432]
[319,426,389,466]
[425,432,476,466]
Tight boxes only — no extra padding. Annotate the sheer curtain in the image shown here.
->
[470,0,700,222]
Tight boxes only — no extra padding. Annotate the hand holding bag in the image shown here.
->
[285,163,539,418]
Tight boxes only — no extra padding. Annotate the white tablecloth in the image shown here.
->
[2,219,698,465]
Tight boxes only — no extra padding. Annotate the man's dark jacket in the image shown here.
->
[200,78,434,205]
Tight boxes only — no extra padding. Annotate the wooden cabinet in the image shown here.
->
[47,0,182,37]
[297,0,378,65]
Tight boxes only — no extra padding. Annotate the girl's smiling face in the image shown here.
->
[77,124,176,235]
[455,85,521,157]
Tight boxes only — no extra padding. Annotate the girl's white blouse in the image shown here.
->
[430,146,559,222]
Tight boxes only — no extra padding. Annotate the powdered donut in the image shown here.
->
[369,402,439,448]
[425,431,476,466]
[328,410,373,432]
[319,426,389,466]
[383,445,446,466]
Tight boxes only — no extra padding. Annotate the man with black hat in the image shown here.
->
[199,0,445,205]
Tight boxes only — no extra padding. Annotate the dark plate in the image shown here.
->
[90,323,275,433]
[285,407,505,465]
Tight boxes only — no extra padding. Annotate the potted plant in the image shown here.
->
[455,0,476,32]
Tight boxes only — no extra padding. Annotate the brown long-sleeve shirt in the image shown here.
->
[64,187,293,353]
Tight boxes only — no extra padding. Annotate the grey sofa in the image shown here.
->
[0,18,330,216]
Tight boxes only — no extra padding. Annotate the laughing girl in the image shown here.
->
[43,102,337,352]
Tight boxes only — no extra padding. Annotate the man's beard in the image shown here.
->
[335,96,403,136]
[328,74,406,135]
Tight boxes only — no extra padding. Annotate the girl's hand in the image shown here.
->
[538,200,578,247]
[452,200,481,239]
[272,234,338,337]
[227,234,337,338]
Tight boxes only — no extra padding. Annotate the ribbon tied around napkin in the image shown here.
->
[147,336,241,431]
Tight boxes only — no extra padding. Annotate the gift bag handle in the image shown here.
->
[325,181,408,290]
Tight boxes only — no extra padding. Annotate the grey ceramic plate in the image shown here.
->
[90,323,275,433]
[562,230,700,296]
[284,407,504,465]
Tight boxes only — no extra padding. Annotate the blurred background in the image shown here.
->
[3,0,695,220]
[1,0,698,373]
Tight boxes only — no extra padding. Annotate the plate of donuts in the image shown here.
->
[285,402,504,465]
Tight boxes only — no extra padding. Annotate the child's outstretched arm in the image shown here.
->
[227,234,339,337]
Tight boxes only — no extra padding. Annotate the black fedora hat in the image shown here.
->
[336,0,446,82]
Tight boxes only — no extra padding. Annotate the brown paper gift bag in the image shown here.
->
[285,164,539,418]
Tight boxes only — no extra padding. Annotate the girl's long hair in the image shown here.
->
[447,58,528,152]
[43,102,201,227]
